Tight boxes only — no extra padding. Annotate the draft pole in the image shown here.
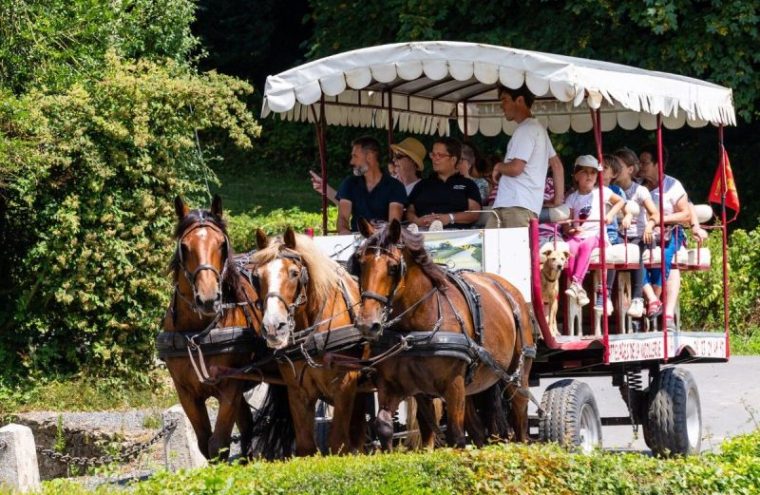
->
[656,115,667,362]
[590,108,609,363]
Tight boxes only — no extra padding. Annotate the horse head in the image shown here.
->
[252,227,310,350]
[172,195,233,317]
[354,219,408,340]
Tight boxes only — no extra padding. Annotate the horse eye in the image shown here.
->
[289,268,300,279]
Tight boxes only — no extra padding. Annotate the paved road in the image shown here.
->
[528,355,760,452]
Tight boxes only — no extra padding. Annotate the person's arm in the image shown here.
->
[492,158,527,182]
[388,202,404,224]
[642,197,659,244]
[310,171,338,206]
[605,192,625,224]
[688,202,709,241]
[337,199,352,234]
[666,194,691,225]
[405,204,427,228]
[548,155,565,206]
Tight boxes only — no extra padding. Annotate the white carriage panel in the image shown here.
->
[608,333,667,363]
[312,234,360,262]
[482,227,532,303]
[667,332,727,359]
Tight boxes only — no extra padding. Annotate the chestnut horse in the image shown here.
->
[353,219,535,449]
[251,227,368,455]
[161,196,291,460]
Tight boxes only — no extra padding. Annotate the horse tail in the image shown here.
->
[250,384,295,459]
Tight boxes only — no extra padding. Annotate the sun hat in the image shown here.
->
[574,154,602,171]
[390,137,426,171]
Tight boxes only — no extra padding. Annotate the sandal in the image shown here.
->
[646,300,663,318]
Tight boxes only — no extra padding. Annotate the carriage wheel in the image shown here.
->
[539,379,602,453]
[643,367,701,456]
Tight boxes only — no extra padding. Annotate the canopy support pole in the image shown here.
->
[719,125,731,358]
[463,100,469,139]
[312,98,329,235]
[656,115,668,362]
[591,108,609,364]
[386,90,394,147]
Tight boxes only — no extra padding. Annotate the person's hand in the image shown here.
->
[491,163,503,184]
[604,213,615,225]
[692,225,709,242]
[309,170,323,193]
[643,226,654,244]
[621,214,632,230]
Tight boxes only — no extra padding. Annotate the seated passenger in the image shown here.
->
[458,143,490,204]
[537,157,566,246]
[389,137,425,195]
[613,147,659,320]
[406,137,481,230]
[336,136,408,234]
[563,155,626,307]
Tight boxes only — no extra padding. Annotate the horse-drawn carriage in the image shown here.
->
[158,42,735,459]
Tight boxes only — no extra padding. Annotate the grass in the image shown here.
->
[0,371,177,419]
[211,168,325,215]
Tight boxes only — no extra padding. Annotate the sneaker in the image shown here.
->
[594,294,614,314]
[646,300,663,318]
[665,316,676,332]
[627,298,645,318]
[565,282,581,301]
[577,286,590,307]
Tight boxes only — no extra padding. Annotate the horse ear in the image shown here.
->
[255,229,269,250]
[358,218,375,238]
[175,196,189,220]
[211,195,223,218]
[388,219,401,244]
[284,227,297,249]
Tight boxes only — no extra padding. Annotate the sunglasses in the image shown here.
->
[429,152,452,159]
[393,153,409,161]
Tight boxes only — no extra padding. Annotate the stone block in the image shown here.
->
[162,405,208,472]
[0,424,41,493]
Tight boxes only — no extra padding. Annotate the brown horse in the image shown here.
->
[161,196,290,460]
[251,227,368,456]
[353,219,535,449]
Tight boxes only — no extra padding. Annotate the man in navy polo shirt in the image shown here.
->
[336,136,408,234]
[407,137,481,230]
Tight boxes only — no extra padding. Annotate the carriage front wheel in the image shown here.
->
[539,379,602,453]
[644,367,702,456]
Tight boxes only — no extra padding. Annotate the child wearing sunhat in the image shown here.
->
[562,155,627,306]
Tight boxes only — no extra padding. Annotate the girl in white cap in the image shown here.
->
[563,155,627,306]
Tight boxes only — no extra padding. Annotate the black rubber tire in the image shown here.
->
[644,367,702,456]
[539,379,602,452]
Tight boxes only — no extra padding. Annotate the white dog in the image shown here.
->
[540,242,570,336]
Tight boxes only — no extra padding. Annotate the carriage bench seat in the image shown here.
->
[589,243,640,269]
[642,246,711,271]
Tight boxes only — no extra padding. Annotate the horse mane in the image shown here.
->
[169,208,243,300]
[250,233,344,315]
[359,223,448,289]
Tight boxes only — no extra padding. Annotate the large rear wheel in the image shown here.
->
[539,379,602,453]
[644,367,701,456]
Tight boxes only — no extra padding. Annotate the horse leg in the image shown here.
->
[443,375,467,448]
[176,390,212,459]
[414,395,441,450]
[464,395,486,447]
[287,388,318,456]
[375,388,402,452]
[236,388,255,459]
[327,383,358,455]
[507,356,534,442]
[209,386,243,461]
[348,392,369,453]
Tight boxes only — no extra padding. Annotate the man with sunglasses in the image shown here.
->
[488,84,560,229]
[335,136,408,234]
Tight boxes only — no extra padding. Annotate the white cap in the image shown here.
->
[574,154,602,171]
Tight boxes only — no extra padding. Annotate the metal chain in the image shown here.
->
[37,419,177,468]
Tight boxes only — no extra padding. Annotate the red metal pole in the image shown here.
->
[312,99,329,235]
[719,125,731,358]
[656,115,668,362]
[591,108,609,364]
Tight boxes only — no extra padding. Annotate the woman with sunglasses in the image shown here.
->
[406,137,481,230]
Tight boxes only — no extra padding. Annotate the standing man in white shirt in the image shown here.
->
[487,84,561,228]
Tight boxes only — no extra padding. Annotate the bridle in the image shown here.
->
[174,218,230,316]
[258,249,309,341]
[355,245,407,324]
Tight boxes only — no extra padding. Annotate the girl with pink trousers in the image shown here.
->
[563,155,627,306]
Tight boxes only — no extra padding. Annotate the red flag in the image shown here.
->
[708,146,740,217]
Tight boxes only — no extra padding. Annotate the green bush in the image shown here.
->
[227,207,338,252]
[681,225,760,342]
[16,429,760,495]
[0,54,260,382]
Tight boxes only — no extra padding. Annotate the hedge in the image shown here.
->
[21,429,760,495]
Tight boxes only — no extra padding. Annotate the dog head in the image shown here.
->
[540,242,570,278]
